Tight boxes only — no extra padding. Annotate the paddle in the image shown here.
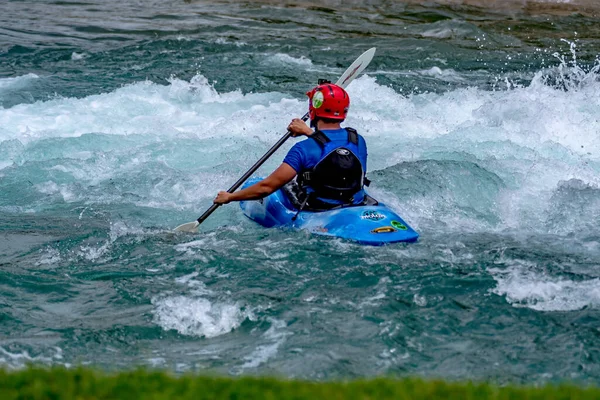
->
[174,47,376,233]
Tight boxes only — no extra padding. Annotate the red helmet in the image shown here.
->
[306,83,350,122]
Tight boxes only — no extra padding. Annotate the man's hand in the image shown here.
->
[287,118,313,137]
[214,191,232,205]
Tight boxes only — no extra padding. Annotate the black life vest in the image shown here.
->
[297,128,367,203]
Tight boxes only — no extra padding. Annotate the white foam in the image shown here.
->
[419,20,480,39]
[267,53,313,67]
[0,73,40,91]
[78,243,110,261]
[1,52,598,235]
[358,277,390,308]
[152,295,253,338]
[0,73,291,145]
[36,247,62,266]
[148,357,166,367]
[213,37,246,47]
[35,181,76,202]
[71,52,87,60]
[239,318,289,369]
[174,232,240,258]
[175,271,200,284]
[413,294,428,307]
[0,346,64,370]
[73,220,153,262]
[490,263,600,311]
[346,56,600,232]
[174,272,214,295]
[419,67,464,82]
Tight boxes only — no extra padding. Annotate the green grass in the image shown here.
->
[1,367,599,400]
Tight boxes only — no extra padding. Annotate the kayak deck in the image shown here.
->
[239,178,418,245]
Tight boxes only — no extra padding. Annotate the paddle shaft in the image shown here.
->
[195,112,309,225]
[176,47,376,231]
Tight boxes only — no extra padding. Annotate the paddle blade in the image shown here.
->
[174,221,200,233]
[336,47,376,89]
[173,48,376,232]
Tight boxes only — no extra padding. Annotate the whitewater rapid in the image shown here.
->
[1,56,598,233]
[1,52,600,377]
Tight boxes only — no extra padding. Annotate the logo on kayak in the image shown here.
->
[371,226,396,234]
[336,148,350,156]
[312,91,324,108]
[391,220,408,230]
[361,211,385,221]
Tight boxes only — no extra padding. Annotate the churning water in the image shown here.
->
[1,0,600,383]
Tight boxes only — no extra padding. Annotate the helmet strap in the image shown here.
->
[310,117,320,128]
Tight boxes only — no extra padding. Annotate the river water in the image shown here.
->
[1,0,600,383]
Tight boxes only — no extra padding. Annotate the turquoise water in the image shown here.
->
[1,0,600,383]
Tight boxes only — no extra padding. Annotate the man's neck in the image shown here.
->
[316,121,342,131]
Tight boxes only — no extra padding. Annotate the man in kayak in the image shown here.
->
[213,82,370,211]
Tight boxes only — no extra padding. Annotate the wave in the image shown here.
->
[152,295,253,338]
[0,74,291,144]
[265,53,314,67]
[151,271,255,338]
[490,262,600,312]
[0,56,598,236]
[0,346,65,370]
[0,73,40,92]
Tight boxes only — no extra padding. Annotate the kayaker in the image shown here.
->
[213,82,370,211]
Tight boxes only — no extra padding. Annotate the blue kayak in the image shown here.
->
[239,178,419,245]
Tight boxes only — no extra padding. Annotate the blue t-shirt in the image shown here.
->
[283,128,368,204]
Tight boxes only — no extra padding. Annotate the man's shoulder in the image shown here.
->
[346,127,367,144]
[326,127,367,144]
[290,136,321,153]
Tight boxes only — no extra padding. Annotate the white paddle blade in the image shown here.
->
[335,47,376,89]
[173,48,376,232]
[174,221,200,233]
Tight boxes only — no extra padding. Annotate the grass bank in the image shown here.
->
[1,367,599,399]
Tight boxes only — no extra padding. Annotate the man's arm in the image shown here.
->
[214,163,297,204]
